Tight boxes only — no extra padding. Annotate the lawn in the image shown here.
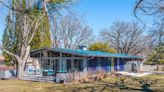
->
[0,75,164,92]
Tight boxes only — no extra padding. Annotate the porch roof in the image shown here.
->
[31,48,143,59]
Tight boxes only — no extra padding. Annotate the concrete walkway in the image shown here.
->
[116,71,153,77]
[150,71,164,74]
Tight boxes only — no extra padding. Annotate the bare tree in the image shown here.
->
[149,21,164,46]
[52,13,94,49]
[0,0,70,79]
[134,0,164,47]
[100,21,147,55]
[134,0,164,19]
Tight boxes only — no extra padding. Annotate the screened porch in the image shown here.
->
[38,58,85,76]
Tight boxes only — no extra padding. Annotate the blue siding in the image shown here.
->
[88,58,98,72]
[119,59,124,71]
[114,59,118,71]
[100,58,111,72]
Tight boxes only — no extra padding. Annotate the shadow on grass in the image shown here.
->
[99,77,157,92]
[44,76,161,92]
[69,77,158,92]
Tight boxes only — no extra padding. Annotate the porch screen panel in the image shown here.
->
[108,58,112,72]
[56,59,60,72]
[57,59,67,73]
[47,59,51,69]
[67,59,72,72]
[62,60,67,72]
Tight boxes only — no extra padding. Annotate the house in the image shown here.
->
[0,55,14,79]
[25,48,143,81]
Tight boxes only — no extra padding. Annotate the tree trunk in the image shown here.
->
[17,59,26,79]
[15,61,18,77]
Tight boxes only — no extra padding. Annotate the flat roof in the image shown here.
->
[31,48,143,59]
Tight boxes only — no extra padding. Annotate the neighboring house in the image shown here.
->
[0,55,14,79]
[25,48,143,81]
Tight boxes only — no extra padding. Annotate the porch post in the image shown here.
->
[71,55,74,71]
[83,57,87,73]
[98,57,101,71]
[138,60,141,73]
[59,52,62,72]
[111,58,114,72]
[117,58,120,71]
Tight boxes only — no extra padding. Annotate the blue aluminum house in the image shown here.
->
[27,48,143,81]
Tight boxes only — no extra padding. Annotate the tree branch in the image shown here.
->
[28,15,44,45]
[0,0,24,12]
[0,45,19,60]
[134,0,144,17]
[0,0,46,14]
[133,0,146,26]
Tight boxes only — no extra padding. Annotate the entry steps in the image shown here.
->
[22,76,56,82]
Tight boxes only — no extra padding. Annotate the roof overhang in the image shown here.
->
[30,48,143,60]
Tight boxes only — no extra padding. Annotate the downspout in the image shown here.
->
[86,56,95,72]
[88,56,95,60]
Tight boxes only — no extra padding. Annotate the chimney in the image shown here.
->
[79,45,87,50]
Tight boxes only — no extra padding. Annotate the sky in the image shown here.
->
[0,0,139,54]
[0,4,8,43]
[74,0,137,35]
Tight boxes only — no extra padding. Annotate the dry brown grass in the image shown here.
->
[0,74,164,92]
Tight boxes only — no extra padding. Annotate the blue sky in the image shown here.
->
[0,0,137,42]
[74,0,137,35]
[0,4,8,42]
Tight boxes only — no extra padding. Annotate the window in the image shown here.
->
[73,59,83,71]
[47,60,50,65]
[51,52,60,57]
[41,53,43,57]
[62,53,71,57]
[47,51,51,57]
